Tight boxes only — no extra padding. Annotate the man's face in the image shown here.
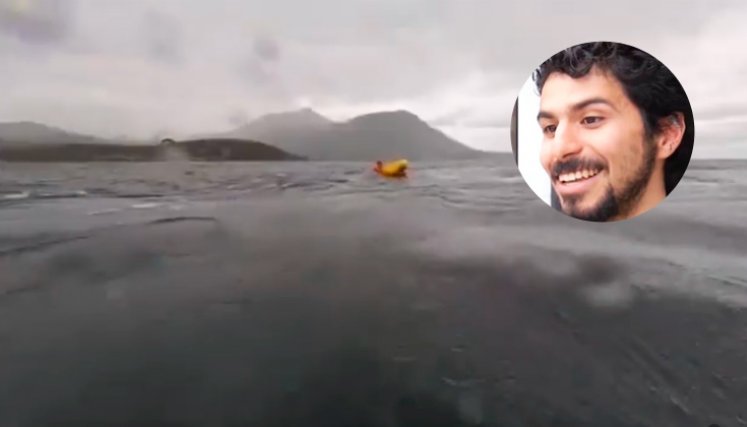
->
[538,66,657,221]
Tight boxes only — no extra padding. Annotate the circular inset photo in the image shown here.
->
[510,41,695,222]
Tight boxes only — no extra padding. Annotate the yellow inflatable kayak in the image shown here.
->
[373,159,408,178]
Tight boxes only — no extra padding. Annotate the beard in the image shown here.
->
[559,136,657,222]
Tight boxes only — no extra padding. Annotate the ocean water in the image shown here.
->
[1,157,746,427]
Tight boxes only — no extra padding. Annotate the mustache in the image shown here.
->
[551,157,606,177]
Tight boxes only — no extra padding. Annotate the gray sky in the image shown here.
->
[1,0,746,156]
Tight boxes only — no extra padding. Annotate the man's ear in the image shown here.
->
[656,112,685,160]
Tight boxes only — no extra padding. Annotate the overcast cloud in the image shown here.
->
[1,0,746,155]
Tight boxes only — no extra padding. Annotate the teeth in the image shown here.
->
[558,169,600,183]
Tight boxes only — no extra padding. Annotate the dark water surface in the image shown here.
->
[1,158,746,426]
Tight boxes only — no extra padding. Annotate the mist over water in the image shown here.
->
[1,158,746,426]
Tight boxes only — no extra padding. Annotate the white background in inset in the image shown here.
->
[517,77,552,206]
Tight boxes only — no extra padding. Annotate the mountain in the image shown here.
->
[217,108,485,161]
[0,121,115,147]
[244,107,333,131]
[218,108,334,158]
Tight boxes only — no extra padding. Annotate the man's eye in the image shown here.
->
[582,116,603,125]
[542,124,557,134]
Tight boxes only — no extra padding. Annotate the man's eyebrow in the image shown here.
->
[537,110,554,121]
[571,97,616,112]
[537,97,616,122]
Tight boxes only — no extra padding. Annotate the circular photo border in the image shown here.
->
[510,41,695,222]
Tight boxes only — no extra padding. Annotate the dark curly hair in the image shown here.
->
[532,41,694,195]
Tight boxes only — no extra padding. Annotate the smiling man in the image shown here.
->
[533,42,694,222]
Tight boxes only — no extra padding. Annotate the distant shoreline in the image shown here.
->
[0,112,492,162]
[0,143,508,163]
[0,139,306,162]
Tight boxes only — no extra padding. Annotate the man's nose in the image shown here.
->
[553,121,583,160]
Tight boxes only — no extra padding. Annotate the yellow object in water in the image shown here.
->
[374,159,408,177]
